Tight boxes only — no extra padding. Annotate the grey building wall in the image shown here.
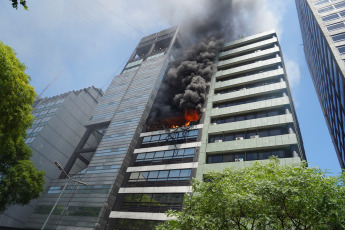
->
[296,0,345,168]
[0,87,102,228]
[25,27,181,230]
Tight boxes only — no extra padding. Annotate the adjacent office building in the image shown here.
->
[295,0,345,168]
[0,87,103,228]
[14,28,305,230]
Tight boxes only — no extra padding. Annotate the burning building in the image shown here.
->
[107,28,306,230]
[21,27,306,230]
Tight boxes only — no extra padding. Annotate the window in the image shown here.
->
[119,193,184,213]
[128,169,192,183]
[141,130,199,146]
[335,1,345,9]
[332,32,345,42]
[327,22,345,31]
[135,148,195,164]
[322,12,340,21]
[318,5,334,13]
[206,149,291,164]
[209,127,287,143]
[314,0,329,6]
[337,45,345,54]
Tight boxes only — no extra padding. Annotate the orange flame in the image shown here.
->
[184,108,200,123]
[154,108,201,130]
[173,108,200,128]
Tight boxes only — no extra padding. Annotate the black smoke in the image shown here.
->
[148,0,236,122]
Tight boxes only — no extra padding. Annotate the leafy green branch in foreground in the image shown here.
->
[157,159,345,230]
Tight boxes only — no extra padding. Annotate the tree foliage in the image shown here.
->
[0,41,44,211]
[157,159,345,230]
[10,0,28,10]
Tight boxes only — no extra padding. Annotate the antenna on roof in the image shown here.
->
[38,68,64,98]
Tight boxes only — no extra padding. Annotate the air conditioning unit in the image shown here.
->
[215,140,223,143]
[235,137,244,140]
[250,135,259,139]
[235,158,244,162]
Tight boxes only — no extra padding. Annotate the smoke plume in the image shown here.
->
[148,0,282,123]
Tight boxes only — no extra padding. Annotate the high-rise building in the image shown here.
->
[108,30,306,230]
[295,0,345,168]
[21,28,305,230]
[0,87,103,228]
[25,27,182,230]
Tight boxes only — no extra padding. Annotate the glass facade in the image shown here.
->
[296,0,345,168]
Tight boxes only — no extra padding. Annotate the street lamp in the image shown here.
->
[41,162,87,230]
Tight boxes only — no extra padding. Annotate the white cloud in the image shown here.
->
[285,59,301,88]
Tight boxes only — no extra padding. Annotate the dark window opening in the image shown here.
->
[213,91,284,109]
[127,169,192,187]
[218,44,277,60]
[132,44,151,60]
[206,149,293,164]
[114,219,163,230]
[208,126,291,143]
[221,35,275,52]
[215,77,281,95]
[140,130,199,148]
[134,148,195,166]
[151,37,172,54]
[216,65,280,82]
[118,193,184,213]
[211,108,285,125]
[218,54,279,71]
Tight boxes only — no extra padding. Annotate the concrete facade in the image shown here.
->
[0,87,102,229]
[296,0,345,168]
[196,30,305,180]
[108,30,306,230]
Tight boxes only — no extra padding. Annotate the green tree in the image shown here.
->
[0,41,44,211]
[157,159,345,230]
[10,0,28,10]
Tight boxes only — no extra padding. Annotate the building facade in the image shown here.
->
[0,87,103,228]
[107,30,306,230]
[25,27,183,230]
[18,28,305,230]
[295,0,345,168]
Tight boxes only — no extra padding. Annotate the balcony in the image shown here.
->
[206,134,298,154]
[218,46,280,69]
[212,82,287,103]
[211,97,290,118]
[215,68,284,90]
[219,37,278,59]
[208,114,294,135]
[216,57,282,80]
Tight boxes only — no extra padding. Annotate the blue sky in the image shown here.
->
[0,0,341,175]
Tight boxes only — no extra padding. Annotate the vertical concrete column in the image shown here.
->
[285,105,291,114]
[147,42,156,57]
[282,90,288,97]
[291,145,299,157]
[288,124,295,134]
